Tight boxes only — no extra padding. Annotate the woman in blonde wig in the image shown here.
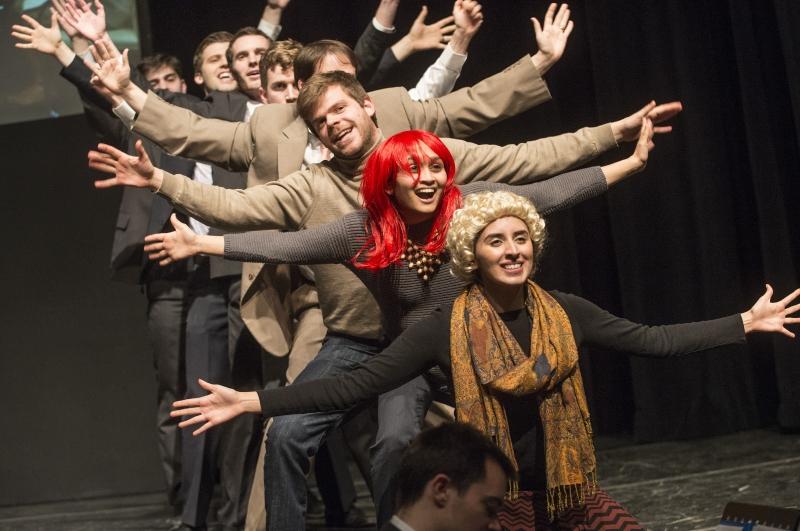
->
[173,191,800,528]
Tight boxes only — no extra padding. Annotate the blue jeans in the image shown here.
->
[264,334,377,530]
[371,375,432,525]
[263,334,432,530]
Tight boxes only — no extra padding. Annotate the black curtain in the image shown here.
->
[146,0,800,440]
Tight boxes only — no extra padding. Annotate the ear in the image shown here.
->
[194,73,205,87]
[180,80,187,94]
[362,95,376,118]
[259,86,269,104]
[297,78,305,91]
[384,184,394,196]
[429,473,452,508]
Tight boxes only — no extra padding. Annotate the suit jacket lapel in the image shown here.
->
[277,117,309,179]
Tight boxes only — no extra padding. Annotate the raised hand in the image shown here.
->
[610,100,683,143]
[144,214,200,266]
[453,0,483,38]
[11,12,63,55]
[600,117,655,186]
[171,379,251,436]
[531,3,573,74]
[630,117,654,172]
[58,0,106,41]
[86,41,130,96]
[742,285,800,337]
[407,6,456,52]
[88,139,163,190]
[51,0,78,38]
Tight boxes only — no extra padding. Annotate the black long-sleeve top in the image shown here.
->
[255,291,746,487]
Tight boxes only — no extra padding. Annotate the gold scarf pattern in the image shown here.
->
[449,281,596,517]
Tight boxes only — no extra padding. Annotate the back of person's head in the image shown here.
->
[258,38,303,91]
[296,71,368,126]
[225,26,271,66]
[395,422,516,510]
[293,39,358,84]
[193,31,234,75]
[137,53,183,79]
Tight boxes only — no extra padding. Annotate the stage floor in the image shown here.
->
[1,428,798,530]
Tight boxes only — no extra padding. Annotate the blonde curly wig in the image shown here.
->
[446,191,546,283]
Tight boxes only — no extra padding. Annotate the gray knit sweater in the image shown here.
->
[225,168,606,338]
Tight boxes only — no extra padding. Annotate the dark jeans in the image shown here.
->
[264,334,411,531]
[371,375,432,525]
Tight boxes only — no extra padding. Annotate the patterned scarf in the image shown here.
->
[449,281,596,518]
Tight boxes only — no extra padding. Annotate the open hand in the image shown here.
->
[88,139,162,190]
[627,117,654,173]
[144,214,199,266]
[611,100,683,143]
[11,12,62,55]
[171,379,245,436]
[742,285,800,337]
[86,40,130,96]
[57,0,106,41]
[408,6,456,52]
[531,3,573,73]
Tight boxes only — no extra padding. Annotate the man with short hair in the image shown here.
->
[137,53,187,93]
[385,423,515,531]
[226,27,273,102]
[192,31,238,94]
[259,39,302,104]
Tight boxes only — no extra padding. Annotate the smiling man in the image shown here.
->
[226,27,272,102]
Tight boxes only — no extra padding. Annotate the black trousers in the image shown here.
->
[181,265,263,528]
[145,278,188,509]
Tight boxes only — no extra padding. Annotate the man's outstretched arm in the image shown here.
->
[394,2,573,140]
[448,100,682,184]
[88,140,313,231]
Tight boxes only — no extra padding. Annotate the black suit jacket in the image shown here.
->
[61,57,247,282]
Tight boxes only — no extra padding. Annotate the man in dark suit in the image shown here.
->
[58,33,261,530]
[381,424,515,531]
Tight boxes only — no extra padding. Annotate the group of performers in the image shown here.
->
[13,1,800,529]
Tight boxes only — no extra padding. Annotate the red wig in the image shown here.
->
[354,130,463,270]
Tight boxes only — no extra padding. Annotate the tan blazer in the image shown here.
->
[134,55,554,354]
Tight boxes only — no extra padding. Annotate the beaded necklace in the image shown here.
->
[401,239,444,281]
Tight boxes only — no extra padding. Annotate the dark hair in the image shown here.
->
[192,31,234,75]
[293,39,358,84]
[395,423,516,509]
[259,39,303,91]
[225,26,271,67]
[137,53,183,79]
[296,71,368,128]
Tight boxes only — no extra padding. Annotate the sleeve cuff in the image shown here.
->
[440,44,467,70]
[112,101,137,129]
[258,19,282,41]
[372,17,396,33]
[79,48,95,65]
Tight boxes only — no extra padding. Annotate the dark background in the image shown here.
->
[1,0,798,507]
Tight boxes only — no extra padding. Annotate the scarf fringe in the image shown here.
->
[545,470,597,521]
